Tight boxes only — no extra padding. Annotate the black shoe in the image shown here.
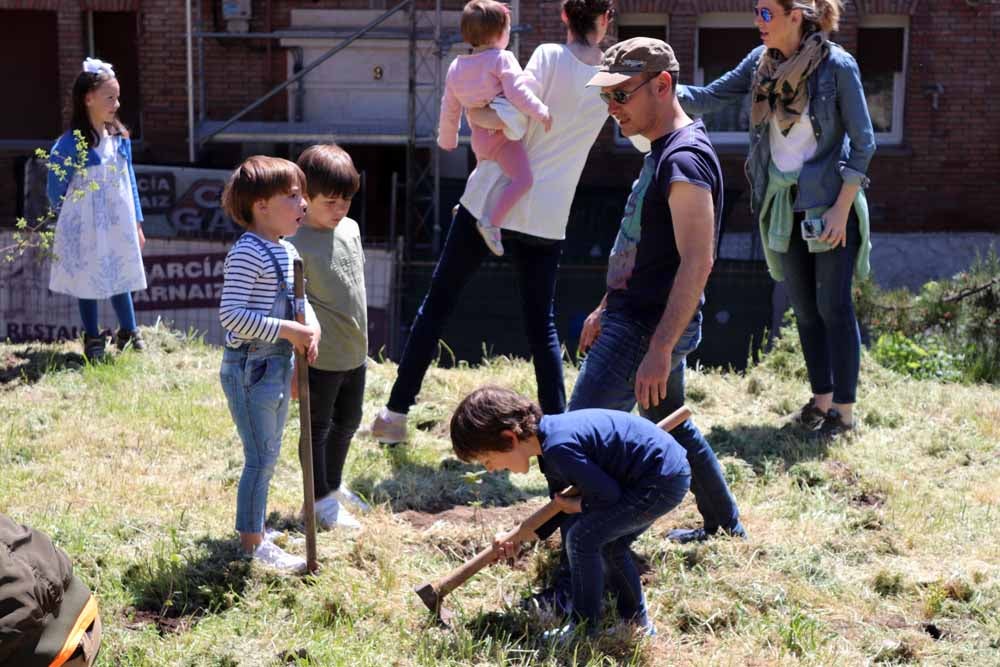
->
[115,328,146,352]
[83,333,107,362]
[790,398,827,430]
[815,409,854,438]
[521,584,573,616]
[667,522,748,544]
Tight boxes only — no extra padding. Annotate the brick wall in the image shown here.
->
[2,0,998,232]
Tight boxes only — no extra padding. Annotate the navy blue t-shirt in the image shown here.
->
[605,120,724,329]
[536,409,689,520]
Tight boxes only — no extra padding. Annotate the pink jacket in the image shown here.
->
[438,49,549,151]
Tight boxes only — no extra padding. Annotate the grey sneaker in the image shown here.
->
[475,219,504,256]
[370,408,407,445]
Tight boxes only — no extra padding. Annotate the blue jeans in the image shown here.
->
[569,312,741,534]
[78,292,137,337]
[781,212,862,404]
[220,339,293,534]
[564,474,690,629]
[388,205,566,414]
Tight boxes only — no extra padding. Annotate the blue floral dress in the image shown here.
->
[48,133,147,299]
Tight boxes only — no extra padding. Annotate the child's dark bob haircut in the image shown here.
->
[221,155,306,228]
[460,0,510,48]
[450,386,542,463]
[297,143,361,200]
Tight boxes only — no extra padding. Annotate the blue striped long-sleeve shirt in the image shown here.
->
[219,233,317,348]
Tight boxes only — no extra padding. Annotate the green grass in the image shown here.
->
[2,325,999,666]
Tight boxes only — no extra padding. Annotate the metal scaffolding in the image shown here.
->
[184,0,446,256]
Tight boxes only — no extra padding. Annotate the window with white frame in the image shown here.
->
[857,16,908,145]
[612,13,669,148]
[694,13,760,145]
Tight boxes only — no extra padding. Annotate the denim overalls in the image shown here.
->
[220,235,296,534]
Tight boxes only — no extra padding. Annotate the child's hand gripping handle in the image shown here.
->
[430,486,578,600]
[293,259,319,574]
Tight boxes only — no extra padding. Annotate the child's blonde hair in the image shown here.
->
[222,156,306,228]
[461,0,510,48]
[297,144,361,200]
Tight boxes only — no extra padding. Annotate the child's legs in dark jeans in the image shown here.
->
[564,475,690,629]
[387,206,489,413]
[78,292,137,337]
[308,364,366,498]
[507,233,566,414]
[781,212,862,404]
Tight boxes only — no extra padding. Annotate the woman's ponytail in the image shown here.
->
[562,0,612,43]
[813,0,842,34]
[785,0,842,35]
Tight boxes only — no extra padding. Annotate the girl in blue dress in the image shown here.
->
[47,58,147,362]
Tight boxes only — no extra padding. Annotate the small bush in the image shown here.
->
[856,251,1000,384]
[872,332,964,382]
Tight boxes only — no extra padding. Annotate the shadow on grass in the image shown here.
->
[0,348,85,387]
[120,535,252,634]
[349,444,547,514]
[707,422,831,472]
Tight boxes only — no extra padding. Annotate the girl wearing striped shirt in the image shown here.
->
[218,156,320,573]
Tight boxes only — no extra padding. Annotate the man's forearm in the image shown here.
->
[649,259,712,355]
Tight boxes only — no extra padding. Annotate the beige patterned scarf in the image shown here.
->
[751,31,830,136]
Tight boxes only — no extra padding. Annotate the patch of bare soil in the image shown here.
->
[125,610,191,635]
[397,498,548,531]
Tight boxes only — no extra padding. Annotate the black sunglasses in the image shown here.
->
[599,75,655,105]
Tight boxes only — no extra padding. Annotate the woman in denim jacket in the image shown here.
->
[677,0,875,435]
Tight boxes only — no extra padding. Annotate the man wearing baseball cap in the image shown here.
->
[571,38,746,544]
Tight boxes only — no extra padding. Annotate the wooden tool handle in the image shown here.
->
[656,405,692,433]
[293,258,318,574]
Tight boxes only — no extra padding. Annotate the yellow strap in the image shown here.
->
[49,594,98,667]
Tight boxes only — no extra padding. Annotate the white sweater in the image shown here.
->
[460,43,609,240]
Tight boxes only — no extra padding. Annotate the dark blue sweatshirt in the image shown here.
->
[535,409,689,537]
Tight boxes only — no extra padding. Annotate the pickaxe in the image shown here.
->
[414,405,693,621]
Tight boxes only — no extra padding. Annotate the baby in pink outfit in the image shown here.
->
[438,0,552,256]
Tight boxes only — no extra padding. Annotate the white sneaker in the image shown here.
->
[476,219,504,256]
[333,486,371,513]
[316,495,361,530]
[370,407,408,444]
[263,528,304,548]
[252,539,307,574]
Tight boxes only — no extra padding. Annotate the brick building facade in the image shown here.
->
[2,0,998,236]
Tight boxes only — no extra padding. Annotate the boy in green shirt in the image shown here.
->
[289,144,370,529]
